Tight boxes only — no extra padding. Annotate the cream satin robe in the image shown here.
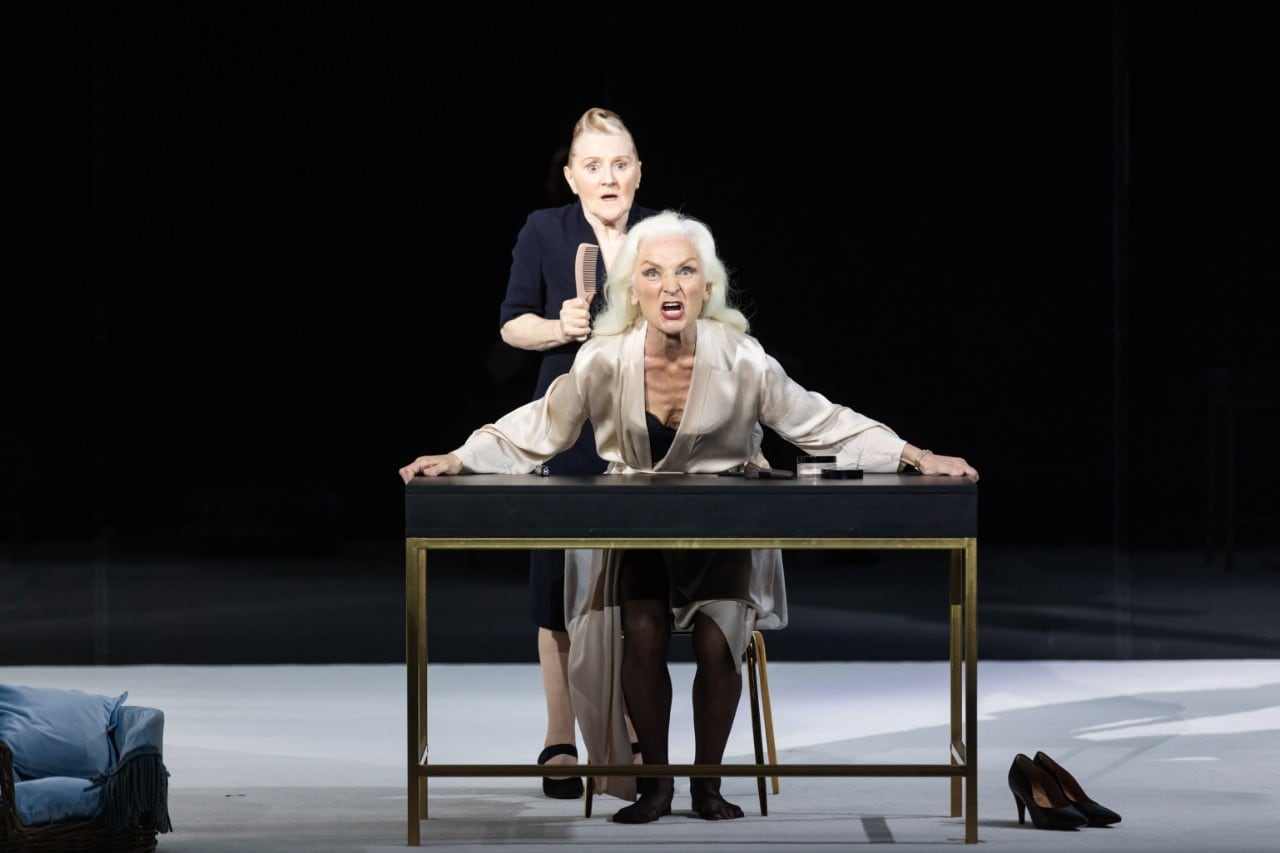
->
[452,319,909,799]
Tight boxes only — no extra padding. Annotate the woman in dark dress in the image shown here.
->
[496,107,655,798]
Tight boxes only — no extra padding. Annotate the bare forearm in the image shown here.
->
[500,313,570,351]
[502,297,590,350]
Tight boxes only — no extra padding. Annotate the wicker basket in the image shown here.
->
[0,740,158,853]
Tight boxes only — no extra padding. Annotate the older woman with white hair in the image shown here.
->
[400,210,978,823]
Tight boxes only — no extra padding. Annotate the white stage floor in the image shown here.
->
[2,660,1277,852]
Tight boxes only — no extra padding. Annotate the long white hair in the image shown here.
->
[592,210,749,337]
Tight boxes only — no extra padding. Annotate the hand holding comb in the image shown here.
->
[575,242,600,305]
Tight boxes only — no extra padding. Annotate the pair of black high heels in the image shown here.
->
[1008,751,1123,830]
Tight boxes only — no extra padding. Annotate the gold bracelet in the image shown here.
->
[914,448,933,470]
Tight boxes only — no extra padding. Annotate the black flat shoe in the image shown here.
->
[1034,751,1122,826]
[538,743,584,799]
[1008,753,1088,830]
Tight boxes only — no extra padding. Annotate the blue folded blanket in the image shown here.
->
[0,683,171,833]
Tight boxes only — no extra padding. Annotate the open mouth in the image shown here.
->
[661,301,684,319]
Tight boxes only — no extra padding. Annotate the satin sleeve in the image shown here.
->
[758,352,908,472]
[452,370,591,474]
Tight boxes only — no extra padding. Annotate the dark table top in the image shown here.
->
[405,473,977,540]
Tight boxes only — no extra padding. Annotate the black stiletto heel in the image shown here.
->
[1034,751,1122,826]
[1008,753,1088,830]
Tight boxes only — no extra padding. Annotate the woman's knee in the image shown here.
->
[691,616,734,667]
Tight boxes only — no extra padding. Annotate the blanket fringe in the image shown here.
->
[91,746,173,833]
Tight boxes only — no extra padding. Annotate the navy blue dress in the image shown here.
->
[499,202,657,631]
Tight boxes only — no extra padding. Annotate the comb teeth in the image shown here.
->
[576,243,600,302]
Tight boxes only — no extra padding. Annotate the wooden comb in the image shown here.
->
[575,242,600,304]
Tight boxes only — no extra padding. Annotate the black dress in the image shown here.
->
[498,201,657,630]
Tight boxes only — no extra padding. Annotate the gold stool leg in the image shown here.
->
[745,634,768,815]
[752,630,780,794]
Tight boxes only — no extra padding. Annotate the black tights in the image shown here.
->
[611,551,745,822]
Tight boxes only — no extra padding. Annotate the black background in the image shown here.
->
[7,1,1278,567]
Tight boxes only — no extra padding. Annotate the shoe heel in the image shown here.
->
[1014,794,1026,825]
